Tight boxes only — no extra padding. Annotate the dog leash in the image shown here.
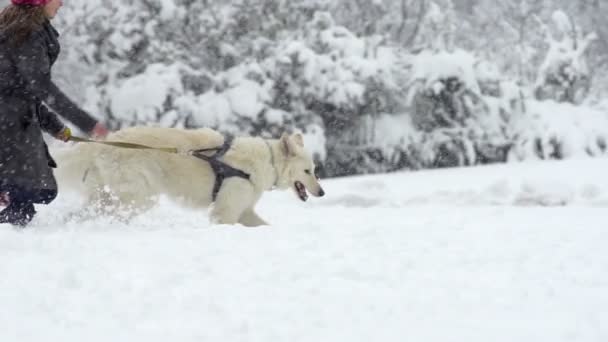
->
[69,135,179,154]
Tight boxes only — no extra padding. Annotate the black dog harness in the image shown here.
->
[190,134,250,201]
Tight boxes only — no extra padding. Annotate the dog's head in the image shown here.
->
[278,133,325,201]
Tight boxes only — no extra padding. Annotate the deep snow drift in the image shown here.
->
[1,158,607,342]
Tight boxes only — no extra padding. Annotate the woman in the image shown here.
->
[0,0,108,227]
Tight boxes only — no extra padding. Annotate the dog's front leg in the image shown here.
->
[209,206,241,225]
[209,179,254,226]
[238,208,268,227]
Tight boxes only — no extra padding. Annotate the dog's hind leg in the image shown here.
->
[238,208,268,227]
[92,165,158,220]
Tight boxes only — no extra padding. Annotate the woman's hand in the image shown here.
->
[91,122,109,139]
[55,127,72,142]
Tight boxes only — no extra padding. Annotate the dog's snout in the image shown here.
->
[318,188,325,197]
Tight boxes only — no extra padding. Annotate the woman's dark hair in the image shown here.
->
[0,5,46,47]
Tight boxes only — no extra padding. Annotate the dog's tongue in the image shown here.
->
[295,181,308,201]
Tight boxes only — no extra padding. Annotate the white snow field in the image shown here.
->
[1,158,608,342]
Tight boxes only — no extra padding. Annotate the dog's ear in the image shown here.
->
[292,133,304,147]
[280,133,294,157]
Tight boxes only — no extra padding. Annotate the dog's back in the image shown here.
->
[108,126,224,152]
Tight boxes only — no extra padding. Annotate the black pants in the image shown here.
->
[0,186,57,227]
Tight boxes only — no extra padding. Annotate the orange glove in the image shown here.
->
[55,127,72,142]
[91,122,109,139]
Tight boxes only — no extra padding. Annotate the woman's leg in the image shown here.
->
[0,187,57,227]
[0,200,36,227]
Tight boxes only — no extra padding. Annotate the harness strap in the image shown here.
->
[190,134,250,201]
[193,134,234,157]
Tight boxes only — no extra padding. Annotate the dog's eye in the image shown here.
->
[304,169,311,175]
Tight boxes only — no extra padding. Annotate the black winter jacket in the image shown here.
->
[0,20,97,191]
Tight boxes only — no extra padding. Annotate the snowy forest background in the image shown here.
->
[8,0,608,177]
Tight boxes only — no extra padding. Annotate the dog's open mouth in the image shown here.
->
[294,181,308,201]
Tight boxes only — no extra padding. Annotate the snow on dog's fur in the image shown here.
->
[56,127,324,226]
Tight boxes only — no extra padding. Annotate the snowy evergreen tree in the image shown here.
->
[534,10,596,104]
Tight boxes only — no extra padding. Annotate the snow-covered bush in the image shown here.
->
[509,100,608,161]
[185,11,411,176]
[405,50,520,168]
[290,12,410,175]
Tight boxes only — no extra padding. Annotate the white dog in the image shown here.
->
[56,127,325,226]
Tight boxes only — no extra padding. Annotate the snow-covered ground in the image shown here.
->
[1,158,608,342]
